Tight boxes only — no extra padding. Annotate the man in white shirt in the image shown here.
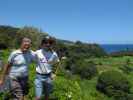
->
[35,36,59,100]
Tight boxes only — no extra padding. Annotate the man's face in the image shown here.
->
[42,41,53,50]
[21,41,31,52]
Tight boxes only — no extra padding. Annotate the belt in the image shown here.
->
[36,72,51,76]
[10,76,28,81]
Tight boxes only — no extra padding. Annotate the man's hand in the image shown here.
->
[0,63,11,86]
[51,73,56,80]
[0,79,4,86]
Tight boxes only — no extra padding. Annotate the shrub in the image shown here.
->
[80,61,98,79]
[96,70,131,99]
[119,65,133,74]
[50,77,82,100]
[67,59,98,79]
[119,58,133,74]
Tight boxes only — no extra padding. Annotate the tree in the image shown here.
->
[16,26,47,48]
[0,25,19,49]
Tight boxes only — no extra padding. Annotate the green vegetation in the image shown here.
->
[97,70,132,99]
[65,57,98,79]
[1,25,133,100]
[0,25,47,49]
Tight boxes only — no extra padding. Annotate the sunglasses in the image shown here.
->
[43,41,53,45]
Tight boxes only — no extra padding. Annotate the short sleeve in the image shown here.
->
[53,52,60,62]
[30,50,37,62]
[8,52,15,64]
[48,52,60,64]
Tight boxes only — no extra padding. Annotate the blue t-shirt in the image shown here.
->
[8,49,35,78]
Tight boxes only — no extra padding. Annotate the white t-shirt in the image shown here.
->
[35,49,59,74]
[8,49,35,78]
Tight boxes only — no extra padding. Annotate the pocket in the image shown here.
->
[34,78,42,88]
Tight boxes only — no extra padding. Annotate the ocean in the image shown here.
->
[100,44,133,53]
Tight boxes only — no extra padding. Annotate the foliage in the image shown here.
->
[97,70,131,100]
[67,42,107,58]
[50,77,82,100]
[0,25,18,49]
[0,25,47,49]
[119,65,133,74]
[3,25,133,100]
[0,25,107,59]
[65,57,98,79]
[75,60,97,79]
[119,58,133,74]
[16,26,47,48]
[80,79,113,100]
[1,50,133,100]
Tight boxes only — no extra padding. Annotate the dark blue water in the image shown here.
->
[100,44,133,53]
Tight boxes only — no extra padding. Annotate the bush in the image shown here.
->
[119,65,133,74]
[50,77,82,100]
[96,70,131,99]
[66,58,98,79]
[80,61,98,79]
[119,58,133,74]
[126,94,133,100]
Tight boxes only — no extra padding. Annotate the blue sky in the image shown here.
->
[0,0,132,44]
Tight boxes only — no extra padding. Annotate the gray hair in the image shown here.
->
[22,37,31,43]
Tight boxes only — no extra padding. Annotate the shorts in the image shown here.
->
[34,73,53,98]
[10,76,29,99]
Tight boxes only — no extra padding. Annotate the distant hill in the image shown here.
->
[56,39,75,45]
[0,25,107,57]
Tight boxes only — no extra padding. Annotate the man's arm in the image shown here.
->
[48,51,60,64]
[0,63,11,85]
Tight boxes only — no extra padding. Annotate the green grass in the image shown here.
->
[1,50,133,100]
[79,78,113,100]
[86,56,133,73]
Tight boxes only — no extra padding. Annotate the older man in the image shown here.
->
[0,37,35,100]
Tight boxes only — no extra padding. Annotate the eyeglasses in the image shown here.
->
[44,41,53,45]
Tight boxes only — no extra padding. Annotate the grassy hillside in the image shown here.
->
[1,50,133,100]
[0,25,133,100]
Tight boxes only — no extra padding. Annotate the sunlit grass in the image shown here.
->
[1,50,133,100]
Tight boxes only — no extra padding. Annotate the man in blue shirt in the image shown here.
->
[0,37,35,100]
